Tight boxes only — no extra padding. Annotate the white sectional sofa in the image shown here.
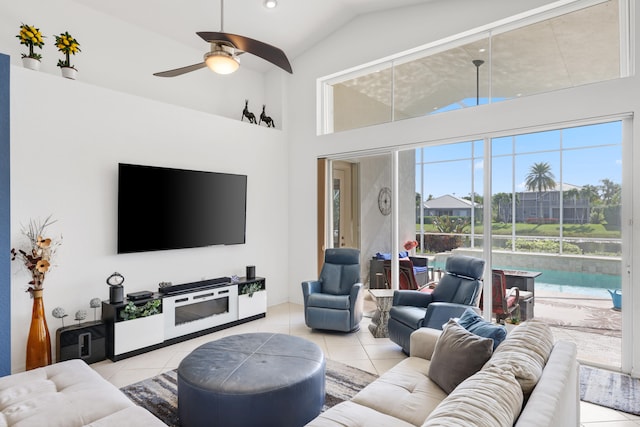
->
[0,359,164,426]
[308,320,579,427]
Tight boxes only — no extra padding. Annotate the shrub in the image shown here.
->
[423,234,464,253]
[506,239,582,254]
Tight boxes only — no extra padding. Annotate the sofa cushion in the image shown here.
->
[306,400,415,427]
[85,406,164,426]
[0,359,165,427]
[458,307,507,350]
[422,367,523,427]
[428,320,493,394]
[482,320,554,395]
[351,357,447,426]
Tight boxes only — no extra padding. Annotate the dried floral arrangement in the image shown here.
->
[10,215,62,293]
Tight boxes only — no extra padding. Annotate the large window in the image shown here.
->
[406,120,623,368]
[322,0,625,134]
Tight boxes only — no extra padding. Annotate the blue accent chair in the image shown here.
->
[302,248,363,332]
[388,255,485,354]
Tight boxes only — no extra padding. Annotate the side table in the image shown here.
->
[368,289,395,338]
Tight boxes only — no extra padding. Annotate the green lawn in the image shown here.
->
[416,223,621,238]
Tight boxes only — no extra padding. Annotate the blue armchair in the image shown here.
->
[302,248,363,332]
[388,255,485,353]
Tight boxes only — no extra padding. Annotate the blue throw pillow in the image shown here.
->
[457,308,507,350]
[375,251,409,260]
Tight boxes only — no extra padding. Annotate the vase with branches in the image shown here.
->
[10,215,62,370]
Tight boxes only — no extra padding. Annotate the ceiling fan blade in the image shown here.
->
[153,62,207,77]
[197,32,292,74]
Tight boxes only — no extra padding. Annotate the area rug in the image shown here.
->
[580,365,640,415]
[121,358,378,426]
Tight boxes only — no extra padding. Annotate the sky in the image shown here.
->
[415,121,622,198]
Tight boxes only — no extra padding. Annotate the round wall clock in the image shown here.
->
[378,187,391,216]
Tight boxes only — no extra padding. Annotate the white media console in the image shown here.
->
[101,277,266,361]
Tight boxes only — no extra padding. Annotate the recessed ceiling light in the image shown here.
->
[264,0,277,8]
[479,48,486,53]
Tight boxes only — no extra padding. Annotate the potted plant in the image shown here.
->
[240,282,263,298]
[54,31,81,79]
[504,314,521,333]
[16,23,45,71]
[119,299,161,321]
[238,280,267,319]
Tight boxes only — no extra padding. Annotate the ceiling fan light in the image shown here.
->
[264,0,277,9]
[205,51,240,74]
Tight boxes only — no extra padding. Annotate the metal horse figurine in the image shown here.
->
[259,105,275,128]
[241,100,257,124]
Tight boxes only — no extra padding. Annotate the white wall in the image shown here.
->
[284,0,640,376]
[0,0,272,121]
[9,66,288,372]
[286,0,562,303]
[359,151,416,287]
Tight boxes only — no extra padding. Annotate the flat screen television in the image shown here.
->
[117,163,247,253]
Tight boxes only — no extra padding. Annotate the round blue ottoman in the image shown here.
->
[177,333,325,427]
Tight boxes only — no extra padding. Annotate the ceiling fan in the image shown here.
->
[154,0,292,77]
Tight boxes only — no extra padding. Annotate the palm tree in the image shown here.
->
[564,188,580,224]
[492,192,512,222]
[580,184,600,223]
[599,178,621,206]
[525,162,556,223]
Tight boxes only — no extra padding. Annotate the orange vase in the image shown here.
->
[25,289,52,370]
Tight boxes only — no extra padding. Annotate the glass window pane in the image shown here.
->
[331,64,393,132]
[492,0,620,101]
[492,136,514,157]
[416,142,482,259]
[563,121,623,149]
[515,130,561,153]
[424,141,474,163]
[393,38,489,120]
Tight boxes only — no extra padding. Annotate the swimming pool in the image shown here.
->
[430,257,621,298]
[505,267,620,298]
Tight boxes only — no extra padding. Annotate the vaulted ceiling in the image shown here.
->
[79,0,431,73]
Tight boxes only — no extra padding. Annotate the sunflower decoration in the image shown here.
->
[10,215,62,293]
[16,23,45,60]
[54,31,81,70]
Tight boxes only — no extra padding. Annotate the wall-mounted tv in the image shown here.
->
[117,163,247,254]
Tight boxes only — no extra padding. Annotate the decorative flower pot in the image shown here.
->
[60,67,77,80]
[26,289,52,370]
[22,57,41,71]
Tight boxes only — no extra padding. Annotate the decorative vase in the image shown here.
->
[60,67,77,80]
[22,57,41,71]
[26,289,52,370]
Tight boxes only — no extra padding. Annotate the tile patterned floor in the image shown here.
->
[91,301,639,426]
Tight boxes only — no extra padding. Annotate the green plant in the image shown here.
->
[506,238,582,255]
[120,299,161,321]
[241,282,262,297]
[432,215,469,233]
[54,31,81,69]
[506,311,521,325]
[17,23,45,60]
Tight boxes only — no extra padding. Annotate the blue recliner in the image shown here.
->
[388,255,485,354]
[302,248,363,332]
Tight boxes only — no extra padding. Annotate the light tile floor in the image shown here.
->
[91,301,639,426]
